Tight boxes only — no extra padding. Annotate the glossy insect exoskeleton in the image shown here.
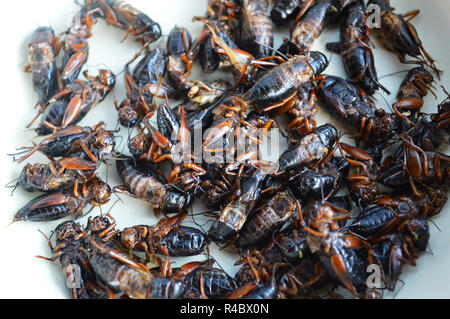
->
[278,123,339,173]
[88,239,185,299]
[14,176,111,222]
[115,53,160,128]
[339,142,379,209]
[133,47,180,99]
[201,104,243,164]
[190,0,239,74]
[25,26,60,107]
[299,200,374,296]
[35,69,116,135]
[16,122,116,164]
[316,236,369,295]
[222,111,277,175]
[182,263,238,299]
[200,163,235,209]
[36,221,107,299]
[393,67,435,128]
[270,0,303,27]
[290,0,351,53]
[368,0,440,77]
[284,83,318,137]
[349,186,447,238]
[60,6,100,87]
[318,75,399,143]
[326,1,389,95]
[128,130,150,159]
[18,158,97,193]
[86,0,162,45]
[400,135,450,194]
[235,0,273,59]
[115,156,193,215]
[243,51,328,112]
[166,26,195,95]
[141,105,207,196]
[369,218,430,291]
[120,213,208,259]
[234,189,298,250]
[288,156,349,201]
[208,167,267,245]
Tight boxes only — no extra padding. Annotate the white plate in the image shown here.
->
[1,0,450,299]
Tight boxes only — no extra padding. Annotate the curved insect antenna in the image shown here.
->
[202,83,242,99]
[375,91,395,114]
[189,205,208,236]
[112,191,124,204]
[327,50,334,66]
[425,242,434,256]
[5,178,19,188]
[392,279,405,299]
[440,85,450,98]
[427,218,441,232]
[378,69,410,80]
[8,183,19,197]
[7,148,33,158]
[254,40,289,61]
[4,219,19,229]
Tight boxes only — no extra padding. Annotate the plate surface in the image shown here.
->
[1,0,450,298]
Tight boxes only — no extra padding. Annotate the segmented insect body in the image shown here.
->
[208,168,266,245]
[120,214,208,258]
[270,0,302,26]
[326,1,388,95]
[167,26,195,94]
[17,123,115,164]
[115,157,192,215]
[235,189,298,250]
[369,218,430,291]
[236,0,273,59]
[316,234,369,295]
[87,0,162,44]
[339,143,379,209]
[278,124,338,173]
[287,156,349,201]
[14,177,111,222]
[128,130,150,159]
[36,69,116,135]
[18,161,84,193]
[183,266,237,298]
[300,201,373,295]
[243,51,328,111]
[132,48,168,87]
[368,0,440,77]
[318,75,399,143]
[28,126,91,158]
[402,137,450,192]
[15,192,86,222]
[291,0,349,53]
[350,186,447,237]
[200,163,234,209]
[38,221,103,299]
[285,83,318,137]
[60,8,96,86]
[26,26,59,107]
[394,67,435,127]
[89,242,184,299]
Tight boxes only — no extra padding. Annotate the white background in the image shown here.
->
[0,0,450,298]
